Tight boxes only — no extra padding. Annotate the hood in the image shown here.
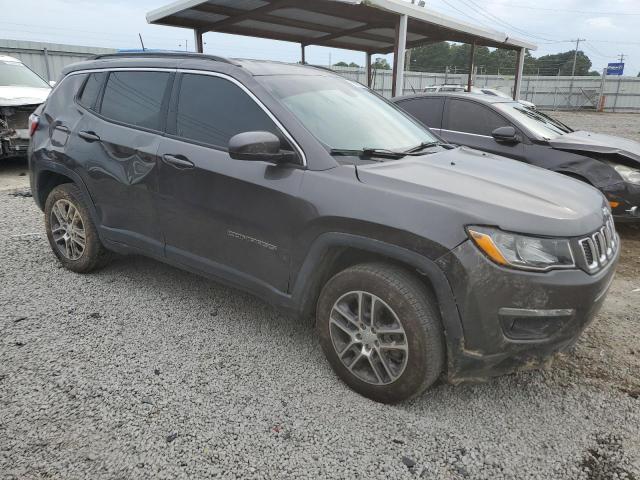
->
[356,147,606,238]
[0,86,51,106]
[549,130,640,165]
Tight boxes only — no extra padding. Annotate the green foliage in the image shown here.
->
[408,42,595,76]
[334,61,362,68]
[372,58,391,70]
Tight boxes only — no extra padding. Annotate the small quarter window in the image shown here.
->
[77,72,106,110]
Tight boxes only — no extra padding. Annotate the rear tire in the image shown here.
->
[44,183,108,273]
[317,262,445,403]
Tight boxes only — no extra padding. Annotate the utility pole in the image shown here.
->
[568,38,586,109]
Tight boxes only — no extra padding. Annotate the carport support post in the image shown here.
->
[301,44,306,65]
[513,47,525,100]
[194,28,204,53]
[366,52,373,88]
[43,47,52,82]
[467,42,476,92]
[392,14,408,97]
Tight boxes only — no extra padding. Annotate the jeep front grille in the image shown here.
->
[578,215,617,273]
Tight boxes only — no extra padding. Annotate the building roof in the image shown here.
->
[146,0,537,53]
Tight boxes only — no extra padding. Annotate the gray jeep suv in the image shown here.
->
[28,53,618,403]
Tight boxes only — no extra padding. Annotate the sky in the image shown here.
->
[1,0,639,75]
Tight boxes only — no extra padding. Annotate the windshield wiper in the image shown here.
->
[330,148,406,159]
[330,142,444,159]
[404,141,442,153]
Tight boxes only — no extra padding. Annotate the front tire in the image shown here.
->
[44,183,108,273]
[317,262,445,403]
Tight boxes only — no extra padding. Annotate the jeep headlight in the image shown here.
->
[467,227,575,271]
[608,162,640,185]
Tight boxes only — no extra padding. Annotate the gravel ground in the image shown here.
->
[1,111,639,479]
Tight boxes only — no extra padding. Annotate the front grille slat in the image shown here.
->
[578,212,617,273]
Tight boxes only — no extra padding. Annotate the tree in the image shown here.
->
[333,61,349,67]
[348,62,360,68]
[407,42,595,77]
[372,58,391,70]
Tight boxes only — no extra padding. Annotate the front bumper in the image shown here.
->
[437,239,619,383]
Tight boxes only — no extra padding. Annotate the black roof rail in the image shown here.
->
[90,52,238,65]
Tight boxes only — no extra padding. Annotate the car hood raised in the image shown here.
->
[549,130,640,165]
[356,147,606,238]
[0,86,51,106]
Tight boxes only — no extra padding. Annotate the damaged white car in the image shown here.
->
[0,55,51,159]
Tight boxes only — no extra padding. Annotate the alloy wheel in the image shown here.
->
[329,291,409,385]
[50,199,86,261]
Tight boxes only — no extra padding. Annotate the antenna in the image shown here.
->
[138,33,146,51]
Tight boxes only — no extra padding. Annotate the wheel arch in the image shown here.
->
[34,164,99,223]
[290,232,464,362]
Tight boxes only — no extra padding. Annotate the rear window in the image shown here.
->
[100,71,171,131]
[0,60,49,88]
[77,72,106,110]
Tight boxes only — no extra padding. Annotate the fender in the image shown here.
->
[289,232,465,362]
[553,154,622,189]
[33,161,101,233]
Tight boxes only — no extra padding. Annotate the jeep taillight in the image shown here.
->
[28,113,39,137]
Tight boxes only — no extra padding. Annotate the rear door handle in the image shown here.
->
[78,130,101,143]
[162,154,195,169]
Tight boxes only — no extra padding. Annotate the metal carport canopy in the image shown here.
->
[146,0,537,98]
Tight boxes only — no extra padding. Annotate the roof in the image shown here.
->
[146,0,537,53]
[0,39,117,56]
[393,92,515,103]
[59,52,340,78]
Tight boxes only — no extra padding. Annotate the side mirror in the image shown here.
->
[492,126,519,144]
[228,131,293,163]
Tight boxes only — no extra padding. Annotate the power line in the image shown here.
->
[451,0,565,43]
[473,3,640,16]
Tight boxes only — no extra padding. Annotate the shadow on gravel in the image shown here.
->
[579,434,638,480]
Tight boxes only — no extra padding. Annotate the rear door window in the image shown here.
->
[99,71,172,131]
[77,72,106,110]
[397,97,445,129]
[171,73,282,149]
[445,99,510,136]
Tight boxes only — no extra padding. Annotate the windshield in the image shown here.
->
[258,75,438,152]
[0,60,50,88]
[494,102,572,140]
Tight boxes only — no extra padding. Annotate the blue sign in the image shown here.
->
[607,63,625,75]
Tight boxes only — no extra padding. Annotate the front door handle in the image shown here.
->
[162,154,195,169]
[78,130,101,143]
